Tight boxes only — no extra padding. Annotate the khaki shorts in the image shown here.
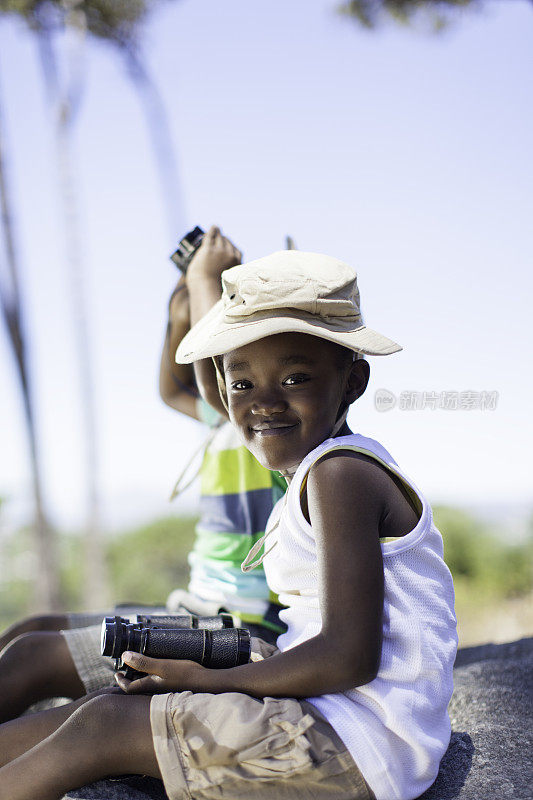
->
[150,641,374,800]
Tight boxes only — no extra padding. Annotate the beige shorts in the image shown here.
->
[150,640,374,800]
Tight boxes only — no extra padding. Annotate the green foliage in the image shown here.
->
[1,509,531,637]
[338,0,484,31]
[57,534,86,608]
[0,515,197,630]
[435,505,533,599]
[0,1,176,49]
[0,525,36,629]
[106,515,197,606]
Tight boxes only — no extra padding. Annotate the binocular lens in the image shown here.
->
[101,617,135,659]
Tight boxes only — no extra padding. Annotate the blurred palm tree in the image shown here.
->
[0,0,183,611]
[0,80,60,609]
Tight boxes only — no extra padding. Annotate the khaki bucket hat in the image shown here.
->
[175,250,401,364]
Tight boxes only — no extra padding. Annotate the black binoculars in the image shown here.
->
[101,613,251,680]
[170,226,204,273]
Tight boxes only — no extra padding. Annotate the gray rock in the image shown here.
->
[418,637,532,800]
[67,777,167,800]
[65,638,533,800]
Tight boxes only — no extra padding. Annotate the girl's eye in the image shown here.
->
[231,380,252,391]
[283,373,310,386]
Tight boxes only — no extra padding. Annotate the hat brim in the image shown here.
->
[176,298,401,364]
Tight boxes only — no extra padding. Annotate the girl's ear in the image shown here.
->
[345,358,370,405]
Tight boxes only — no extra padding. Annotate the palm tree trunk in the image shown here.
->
[37,11,110,610]
[123,48,185,239]
[0,73,61,611]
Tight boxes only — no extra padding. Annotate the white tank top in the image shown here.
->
[263,433,457,800]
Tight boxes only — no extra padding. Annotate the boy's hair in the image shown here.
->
[336,347,366,370]
[176,251,401,366]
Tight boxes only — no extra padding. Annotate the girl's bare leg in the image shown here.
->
[0,615,69,652]
[0,631,85,722]
[0,688,118,767]
[0,693,160,800]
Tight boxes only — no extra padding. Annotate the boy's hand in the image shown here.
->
[114,651,208,694]
[187,225,242,282]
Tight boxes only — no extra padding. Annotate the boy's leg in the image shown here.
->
[0,632,85,722]
[0,693,159,800]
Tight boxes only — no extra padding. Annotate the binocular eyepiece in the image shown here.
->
[170,226,204,273]
[101,613,250,680]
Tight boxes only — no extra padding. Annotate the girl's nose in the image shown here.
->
[251,391,287,416]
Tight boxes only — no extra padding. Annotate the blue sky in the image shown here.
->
[0,0,531,532]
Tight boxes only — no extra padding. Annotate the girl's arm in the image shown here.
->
[159,277,200,418]
[118,452,386,698]
[185,225,241,417]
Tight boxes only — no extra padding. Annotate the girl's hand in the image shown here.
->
[187,225,242,281]
[115,652,208,694]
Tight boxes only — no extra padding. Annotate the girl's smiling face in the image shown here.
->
[222,332,366,473]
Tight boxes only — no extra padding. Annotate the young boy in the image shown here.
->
[0,251,457,800]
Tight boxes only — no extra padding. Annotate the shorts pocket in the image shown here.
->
[169,692,316,795]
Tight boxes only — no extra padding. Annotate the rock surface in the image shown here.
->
[66,637,533,800]
[418,637,532,800]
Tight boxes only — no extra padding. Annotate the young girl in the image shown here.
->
[0,251,457,800]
